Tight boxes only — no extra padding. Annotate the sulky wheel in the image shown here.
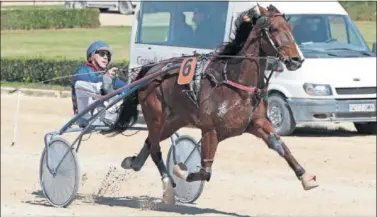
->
[166,135,205,204]
[39,136,80,208]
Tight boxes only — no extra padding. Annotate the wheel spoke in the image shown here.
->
[167,135,204,204]
[40,136,79,208]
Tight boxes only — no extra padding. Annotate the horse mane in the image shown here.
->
[215,4,287,58]
[216,9,255,57]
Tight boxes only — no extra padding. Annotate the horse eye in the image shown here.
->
[270,27,278,32]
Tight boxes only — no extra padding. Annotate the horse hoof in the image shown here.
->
[300,173,319,191]
[121,156,134,170]
[173,163,188,180]
[162,177,175,205]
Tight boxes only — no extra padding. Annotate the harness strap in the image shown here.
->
[224,80,265,95]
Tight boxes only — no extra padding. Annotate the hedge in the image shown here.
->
[1,57,129,86]
[341,2,376,21]
[1,7,100,30]
[0,3,374,31]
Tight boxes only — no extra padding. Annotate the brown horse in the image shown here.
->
[115,4,318,204]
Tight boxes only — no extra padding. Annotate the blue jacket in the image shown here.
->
[71,63,128,114]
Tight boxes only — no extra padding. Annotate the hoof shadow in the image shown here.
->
[23,190,97,207]
[91,195,252,217]
[291,125,359,137]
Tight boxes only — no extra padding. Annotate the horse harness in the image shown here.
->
[178,51,277,110]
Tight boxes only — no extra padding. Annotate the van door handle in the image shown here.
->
[148,47,151,50]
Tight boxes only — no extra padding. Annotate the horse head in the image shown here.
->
[244,4,304,71]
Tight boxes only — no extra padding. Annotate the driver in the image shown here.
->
[192,7,212,47]
[172,12,194,46]
[71,40,128,127]
[191,7,224,48]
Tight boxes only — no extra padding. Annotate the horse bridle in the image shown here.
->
[259,13,297,63]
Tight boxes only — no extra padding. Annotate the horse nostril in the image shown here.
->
[292,57,301,62]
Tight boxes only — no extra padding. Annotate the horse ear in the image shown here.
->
[248,4,261,18]
[267,4,280,13]
[258,5,268,16]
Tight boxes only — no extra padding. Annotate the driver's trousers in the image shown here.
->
[74,80,121,125]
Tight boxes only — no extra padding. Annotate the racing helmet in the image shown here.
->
[86,40,113,64]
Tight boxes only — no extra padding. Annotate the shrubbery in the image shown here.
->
[1,7,100,30]
[1,57,129,86]
[0,2,374,30]
[341,1,376,21]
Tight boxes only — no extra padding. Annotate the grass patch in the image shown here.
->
[0,4,65,10]
[1,21,375,61]
[355,21,376,48]
[1,26,131,61]
[1,81,71,91]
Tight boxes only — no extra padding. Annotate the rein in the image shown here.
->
[220,60,270,97]
[203,13,295,99]
[202,31,281,99]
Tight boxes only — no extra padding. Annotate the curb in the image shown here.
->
[1,86,195,128]
[1,86,148,125]
[1,86,71,98]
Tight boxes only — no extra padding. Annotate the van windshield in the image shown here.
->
[136,1,229,49]
[287,14,373,57]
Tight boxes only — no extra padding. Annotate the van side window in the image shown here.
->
[291,16,327,44]
[329,16,347,43]
[328,16,362,46]
[138,12,171,44]
[288,14,370,57]
[136,2,229,49]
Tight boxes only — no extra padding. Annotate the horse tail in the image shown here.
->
[110,63,156,134]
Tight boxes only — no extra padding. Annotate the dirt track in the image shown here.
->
[99,12,133,26]
[1,94,376,217]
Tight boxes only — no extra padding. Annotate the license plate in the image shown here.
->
[349,104,375,112]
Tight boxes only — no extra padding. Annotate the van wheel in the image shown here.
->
[118,1,132,15]
[73,1,85,9]
[267,94,296,136]
[354,122,377,134]
[99,8,109,13]
[64,1,72,8]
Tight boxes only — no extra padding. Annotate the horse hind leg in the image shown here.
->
[246,118,319,191]
[121,139,150,171]
[173,129,218,183]
[122,130,176,205]
[121,115,186,171]
[143,93,177,204]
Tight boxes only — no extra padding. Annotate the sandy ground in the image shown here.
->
[99,12,133,26]
[1,94,376,217]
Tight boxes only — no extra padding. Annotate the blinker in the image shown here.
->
[266,58,284,73]
[256,16,269,29]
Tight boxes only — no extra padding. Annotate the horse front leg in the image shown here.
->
[122,91,176,205]
[173,129,218,182]
[246,118,319,190]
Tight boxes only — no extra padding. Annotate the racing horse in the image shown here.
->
[115,4,319,204]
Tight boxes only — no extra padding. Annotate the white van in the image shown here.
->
[64,0,136,14]
[128,1,377,136]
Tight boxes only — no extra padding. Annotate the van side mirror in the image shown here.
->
[372,42,376,54]
[136,11,140,21]
[266,58,284,72]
